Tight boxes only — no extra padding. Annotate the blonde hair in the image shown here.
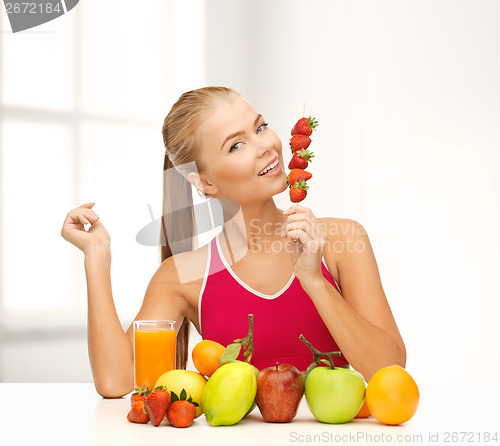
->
[160,86,239,369]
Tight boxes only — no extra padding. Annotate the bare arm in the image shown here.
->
[61,203,188,398]
[300,219,406,382]
[84,245,132,398]
[86,251,189,398]
[123,256,190,355]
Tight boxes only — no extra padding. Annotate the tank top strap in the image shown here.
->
[198,235,223,331]
[208,233,226,276]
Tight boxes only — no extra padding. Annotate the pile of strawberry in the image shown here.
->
[127,385,198,428]
[287,116,318,203]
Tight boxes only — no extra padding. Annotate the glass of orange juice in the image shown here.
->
[133,320,176,390]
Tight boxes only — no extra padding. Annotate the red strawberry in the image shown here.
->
[290,134,311,153]
[130,385,147,407]
[289,179,309,203]
[287,168,312,187]
[288,149,315,170]
[145,386,171,427]
[291,116,318,136]
[166,400,196,428]
[127,400,149,424]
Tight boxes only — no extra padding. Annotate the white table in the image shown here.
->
[1,382,498,445]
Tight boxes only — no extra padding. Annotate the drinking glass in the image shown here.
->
[133,320,176,390]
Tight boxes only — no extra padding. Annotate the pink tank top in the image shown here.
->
[198,233,349,371]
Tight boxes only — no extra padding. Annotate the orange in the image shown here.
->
[365,365,419,425]
[192,340,226,377]
[354,398,371,418]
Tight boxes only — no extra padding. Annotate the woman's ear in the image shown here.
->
[187,172,218,196]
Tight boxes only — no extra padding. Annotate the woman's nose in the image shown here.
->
[256,138,274,157]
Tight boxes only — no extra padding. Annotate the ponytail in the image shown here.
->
[160,86,240,370]
[160,153,196,370]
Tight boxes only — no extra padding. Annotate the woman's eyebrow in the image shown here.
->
[220,114,263,150]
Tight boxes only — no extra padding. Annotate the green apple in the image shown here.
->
[305,366,365,424]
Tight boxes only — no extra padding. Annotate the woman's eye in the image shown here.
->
[229,123,268,152]
[257,122,269,133]
[229,142,242,152]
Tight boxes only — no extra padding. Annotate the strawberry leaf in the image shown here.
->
[180,388,187,401]
[170,391,179,403]
[133,385,146,395]
[298,149,315,161]
[186,396,200,407]
[181,389,199,407]
[307,116,319,130]
[294,178,309,190]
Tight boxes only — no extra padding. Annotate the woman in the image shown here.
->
[61,86,406,398]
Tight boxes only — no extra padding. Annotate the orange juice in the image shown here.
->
[134,321,176,390]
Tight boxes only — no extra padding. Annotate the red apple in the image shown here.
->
[255,362,304,422]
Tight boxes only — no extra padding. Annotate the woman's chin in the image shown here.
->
[274,176,289,195]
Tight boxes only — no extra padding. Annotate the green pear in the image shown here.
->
[202,361,257,426]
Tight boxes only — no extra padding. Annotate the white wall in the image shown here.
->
[0,0,207,382]
[1,0,499,384]
[204,0,500,384]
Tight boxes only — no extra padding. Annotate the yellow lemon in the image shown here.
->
[155,369,207,418]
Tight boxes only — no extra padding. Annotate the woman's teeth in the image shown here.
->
[258,158,279,176]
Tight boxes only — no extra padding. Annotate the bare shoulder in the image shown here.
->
[320,217,380,297]
[318,217,367,242]
[154,242,211,331]
[157,242,210,288]
[319,218,368,284]
[127,245,208,335]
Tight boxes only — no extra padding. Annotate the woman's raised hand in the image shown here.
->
[61,202,111,254]
[281,204,327,282]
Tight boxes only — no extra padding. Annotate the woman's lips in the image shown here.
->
[258,156,279,176]
[259,161,282,177]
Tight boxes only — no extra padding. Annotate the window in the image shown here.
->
[0,0,206,337]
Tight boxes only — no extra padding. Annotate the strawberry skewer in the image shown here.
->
[287,114,318,205]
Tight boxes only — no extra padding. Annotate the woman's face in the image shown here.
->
[193,96,288,204]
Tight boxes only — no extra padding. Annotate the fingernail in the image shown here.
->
[94,213,100,218]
